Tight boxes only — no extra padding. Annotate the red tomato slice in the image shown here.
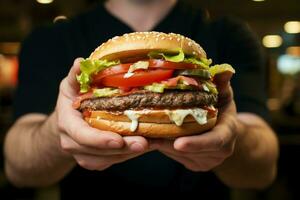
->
[92,63,131,85]
[101,69,173,87]
[92,60,197,85]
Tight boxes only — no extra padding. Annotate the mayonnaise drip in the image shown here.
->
[165,108,208,126]
[124,108,209,132]
[124,110,141,131]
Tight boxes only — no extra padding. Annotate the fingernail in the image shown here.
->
[107,140,122,149]
[130,143,144,152]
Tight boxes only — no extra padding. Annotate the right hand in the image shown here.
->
[56,58,152,171]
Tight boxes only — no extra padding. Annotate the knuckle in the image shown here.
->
[184,163,201,172]
[222,145,234,157]
[77,159,91,170]
[60,138,74,153]
[57,120,65,132]
[96,164,111,171]
[197,163,212,172]
[76,158,99,171]
[59,78,67,92]
[215,135,226,150]
[72,128,85,146]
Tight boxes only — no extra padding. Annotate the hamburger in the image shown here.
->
[73,32,235,138]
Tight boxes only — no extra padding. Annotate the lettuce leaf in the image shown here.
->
[76,59,120,93]
[148,48,210,69]
[148,48,185,62]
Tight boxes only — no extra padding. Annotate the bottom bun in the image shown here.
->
[85,116,217,138]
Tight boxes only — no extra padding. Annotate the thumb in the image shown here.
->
[67,58,84,88]
[213,71,234,107]
[60,57,83,99]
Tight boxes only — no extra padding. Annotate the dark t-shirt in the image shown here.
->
[14,1,269,199]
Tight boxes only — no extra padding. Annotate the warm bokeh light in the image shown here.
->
[36,0,54,4]
[262,35,283,48]
[0,42,20,55]
[286,46,300,57]
[284,21,300,34]
[53,15,68,23]
[252,0,266,2]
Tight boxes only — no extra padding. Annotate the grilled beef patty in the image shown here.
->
[80,90,217,111]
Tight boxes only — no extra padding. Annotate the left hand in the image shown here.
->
[150,72,241,172]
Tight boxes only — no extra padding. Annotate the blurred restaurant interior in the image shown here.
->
[0,0,300,199]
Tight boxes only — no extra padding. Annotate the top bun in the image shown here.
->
[89,32,207,61]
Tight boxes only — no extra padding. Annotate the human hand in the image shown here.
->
[56,58,152,170]
[150,72,240,171]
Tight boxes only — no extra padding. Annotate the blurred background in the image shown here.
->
[0,0,299,199]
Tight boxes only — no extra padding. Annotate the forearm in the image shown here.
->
[214,113,279,189]
[4,112,76,187]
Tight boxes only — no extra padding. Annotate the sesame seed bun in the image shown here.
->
[89,32,207,61]
[85,109,217,138]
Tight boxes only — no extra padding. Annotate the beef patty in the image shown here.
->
[80,90,217,111]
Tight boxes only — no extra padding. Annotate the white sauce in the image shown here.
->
[124,110,141,131]
[165,108,208,126]
[123,108,209,132]
[123,72,134,78]
[203,84,209,92]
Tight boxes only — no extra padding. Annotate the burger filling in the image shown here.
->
[74,48,234,131]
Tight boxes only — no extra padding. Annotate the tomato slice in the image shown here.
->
[101,69,174,87]
[92,63,131,85]
[92,59,197,85]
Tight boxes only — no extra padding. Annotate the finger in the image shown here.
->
[58,105,124,149]
[59,58,83,99]
[61,134,151,155]
[123,136,149,153]
[174,123,233,153]
[214,71,233,93]
[74,152,144,171]
[67,58,83,87]
[60,133,129,155]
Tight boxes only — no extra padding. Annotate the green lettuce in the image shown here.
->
[76,59,120,93]
[148,48,185,62]
[148,48,210,69]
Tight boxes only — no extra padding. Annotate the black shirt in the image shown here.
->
[14,1,268,199]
